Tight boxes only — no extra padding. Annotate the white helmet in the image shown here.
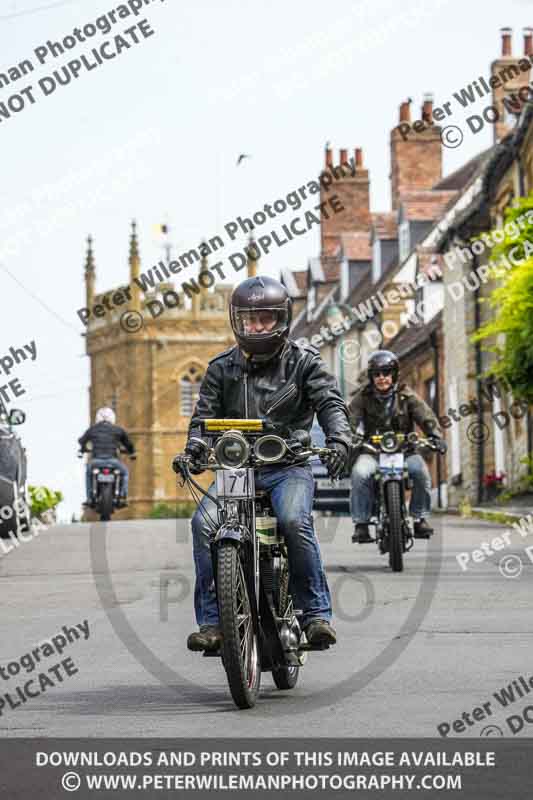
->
[95,406,116,425]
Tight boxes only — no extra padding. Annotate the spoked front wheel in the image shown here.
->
[218,542,261,709]
[386,481,404,572]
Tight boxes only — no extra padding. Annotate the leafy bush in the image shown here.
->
[471,195,533,402]
[149,502,196,519]
[29,485,63,517]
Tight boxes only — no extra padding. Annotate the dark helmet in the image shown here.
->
[367,350,399,382]
[230,275,292,357]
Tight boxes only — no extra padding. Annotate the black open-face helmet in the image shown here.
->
[230,276,292,358]
[367,350,400,383]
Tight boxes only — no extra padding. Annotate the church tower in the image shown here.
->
[83,222,235,519]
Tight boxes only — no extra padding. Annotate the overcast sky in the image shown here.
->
[1,0,530,519]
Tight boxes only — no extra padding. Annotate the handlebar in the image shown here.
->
[78,450,136,459]
[356,433,446,456]
[173,444,335,475]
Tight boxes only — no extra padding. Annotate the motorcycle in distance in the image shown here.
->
[354,430,446,573]
[173,419,337,710]
[78,445,136,522]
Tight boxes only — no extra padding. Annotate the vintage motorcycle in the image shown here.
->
[355,430,445,572]
[79,446,135,522]
[173,419,336,710]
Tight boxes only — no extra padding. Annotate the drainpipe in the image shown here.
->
[474,254,485,504]
[429,329,442,508]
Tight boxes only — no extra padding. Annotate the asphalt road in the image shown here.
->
[0,513,532,737]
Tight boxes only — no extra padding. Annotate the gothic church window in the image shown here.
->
[180,367,202,416]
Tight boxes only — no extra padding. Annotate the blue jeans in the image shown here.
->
[351,453,432,523]
[191,464,331,628]
[86,458,128,500]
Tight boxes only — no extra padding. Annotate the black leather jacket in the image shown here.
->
[79,422,135,460]
[188,340,352,454]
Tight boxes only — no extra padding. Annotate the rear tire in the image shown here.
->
[272,558,299,690]
[218,542,261,709]
[272,664,299,690]
[386,481,404,573]
[99,484,113,522]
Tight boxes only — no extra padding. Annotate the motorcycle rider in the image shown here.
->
[176,275,352,653]
[348,350,446,543]
[79,407,136,506]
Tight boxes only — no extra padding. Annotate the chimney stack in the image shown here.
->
[422,93,434,122]
[319,146,370,257]
[325,146,333,167]
[491,27,531,142]
[524,27,533,56]
[390,97,442,210]
[501,27,512,56]
[399,99,411,123]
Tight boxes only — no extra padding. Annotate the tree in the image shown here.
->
[471,195,533,403]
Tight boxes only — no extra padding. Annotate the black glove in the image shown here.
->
[185,438,208,474]
[172,452,204,477]
[324,440,349,480]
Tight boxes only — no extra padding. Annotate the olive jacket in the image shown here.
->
[347,380,443,440]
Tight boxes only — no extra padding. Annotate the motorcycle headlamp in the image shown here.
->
[380,432,398,453]
[214,431,250,469]
[254,434,287,463]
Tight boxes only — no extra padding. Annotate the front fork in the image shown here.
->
[210,503,261,636]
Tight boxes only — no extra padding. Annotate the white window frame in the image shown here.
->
[306,284,316,321]
[340,256,349,302]
[372,239,381,283]
[399,220,410,263]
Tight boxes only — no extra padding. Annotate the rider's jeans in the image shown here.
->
[351,453,432,523]
[191,464,332,629]
[86,458,129,500]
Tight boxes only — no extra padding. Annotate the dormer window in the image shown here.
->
[399,221,410,262]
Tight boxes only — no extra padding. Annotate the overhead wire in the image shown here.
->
[0,0,78,21]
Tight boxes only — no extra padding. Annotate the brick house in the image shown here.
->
[435,122,533,504]
[286,28,533,509]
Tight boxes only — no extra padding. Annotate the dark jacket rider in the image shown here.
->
[348,350,446,543]
[178,275,352,653]
[79,407,135,504]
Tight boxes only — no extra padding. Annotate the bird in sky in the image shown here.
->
[236,154,251,166]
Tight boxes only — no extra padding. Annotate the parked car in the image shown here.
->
[0,407,29,539]
[310,421,351,515]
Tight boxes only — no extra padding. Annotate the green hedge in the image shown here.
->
[149,502,196,519]
[28,485,63,517]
